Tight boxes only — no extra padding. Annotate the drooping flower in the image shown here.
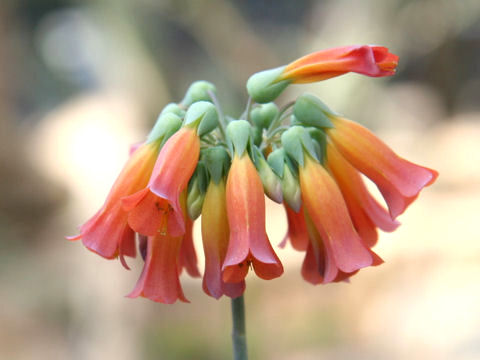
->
[279,205,309,251]
[326,116,438,219]
[122,126,200,237]
[247,45,398,103]
[326,143,400,247]
[177,202,201,278]
[299,154,379,282]
[128,232,188,304]
[67,141,160,266]
[202,178,245,299]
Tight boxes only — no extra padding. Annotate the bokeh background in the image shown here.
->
[1,0,480,359]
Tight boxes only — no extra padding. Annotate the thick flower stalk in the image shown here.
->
[69,45,437,307]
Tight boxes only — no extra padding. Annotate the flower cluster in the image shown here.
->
[69,45,437,303]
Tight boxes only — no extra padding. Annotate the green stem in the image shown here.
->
[231,295,248,360]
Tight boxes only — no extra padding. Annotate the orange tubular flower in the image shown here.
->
[122,127,200,237]
[222,153,284,283]
[327,116,438,219]
[281,45,399,83]
[202,179,245,299]
[279,205,309,251]
[326,143,400,248]
[177,216,201,278]
[128,232,188,304]
[299,155,379,282]
[68,141,160,267]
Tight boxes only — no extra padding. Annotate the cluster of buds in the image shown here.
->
[69,45,437,303]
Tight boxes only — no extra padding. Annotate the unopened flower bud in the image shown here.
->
[181,81,216,107]
[251,103,279,129]
[160,102,186,118]
[184,101,218,136]
[252,126,263,147]
[202,146,230,184]
[146,112,182,144]
[187,162,208,220]
[246,67,291,103]
[307,128,327,163]
[281,126,318,167]
[293,94,335,129]
[253,147,282,203]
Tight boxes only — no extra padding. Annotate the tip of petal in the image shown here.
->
[66,234,81,241]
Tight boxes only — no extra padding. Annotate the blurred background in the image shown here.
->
[1,0,479,359]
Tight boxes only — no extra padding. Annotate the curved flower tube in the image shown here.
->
[128,232,188,304]
[299,155,377,280]
[202,179,246,299]
[326,143,400,247]
[67,141,160,267]
[222,153,284,283]
[281,45,399,83]
[122,127,200,237]
[327,116,438,219]
[177,216,201,278]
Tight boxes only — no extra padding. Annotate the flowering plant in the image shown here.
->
[69,45,437,359]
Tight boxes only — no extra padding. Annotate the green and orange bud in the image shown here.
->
[226,120,252,157]
[181,80,216,107]
[293,94,335,129]
[246,66,290,104]
[251,103,279,129]
[184,101,218,136]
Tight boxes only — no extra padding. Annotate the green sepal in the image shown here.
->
[282,163,301,212]
[146,112,182,144]
[160,103,185,118]
[226,120,252,157]
[184,101,218,136]
[202,146,231,184]
[252,126,263,147]
[246,66,291,103]
[181,81,216,107]
[267,148,286,178]
[251,103,279,129]
[252,146,283,203]
[187,161,208,220]
[293,94,334,129]
[307,128,327,164]
[281,126,318,167]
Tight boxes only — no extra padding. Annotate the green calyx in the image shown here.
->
[202,146,230,184]
[184,101,219,136]
[181,81,216,107]
[146,112,183,145]
[293,94,335,129]
[251,103,279,129]
[282,163,301,212]
[226,120,252,157]
[267,148,286,178]
[252,146,283,203]
[160,103,186,118]
[187,161,208,220]
[307,128,327,164]
[246,66,291,104]
[280,126,319,167]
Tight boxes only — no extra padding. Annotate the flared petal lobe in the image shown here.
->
[69,141,159,261]
[202,180,245,299]
[128,233,188,304]
[123,127,200,237]
[223,154,283,282]
[299,155,376,276]
[327,117,438,219]
[281,45,399,83]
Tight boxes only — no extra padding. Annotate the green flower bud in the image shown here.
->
[267,148,286,178]
[146,112,182,144]
[282,162,301,212]
[253,147,283,203]
[202,146,230,184]
[184,101,218,136]
[252,126,263,147]
[307,128,327,163]
[293,94,334,129]
[160,102,185,118]
[226,120,252,157]
[281,126,318,167]
[246,66,291,103]
[251,103,279,129]
[181,81,216,107]
[187,162,208,220]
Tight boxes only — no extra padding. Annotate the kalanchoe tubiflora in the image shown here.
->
[69,45,437,303]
